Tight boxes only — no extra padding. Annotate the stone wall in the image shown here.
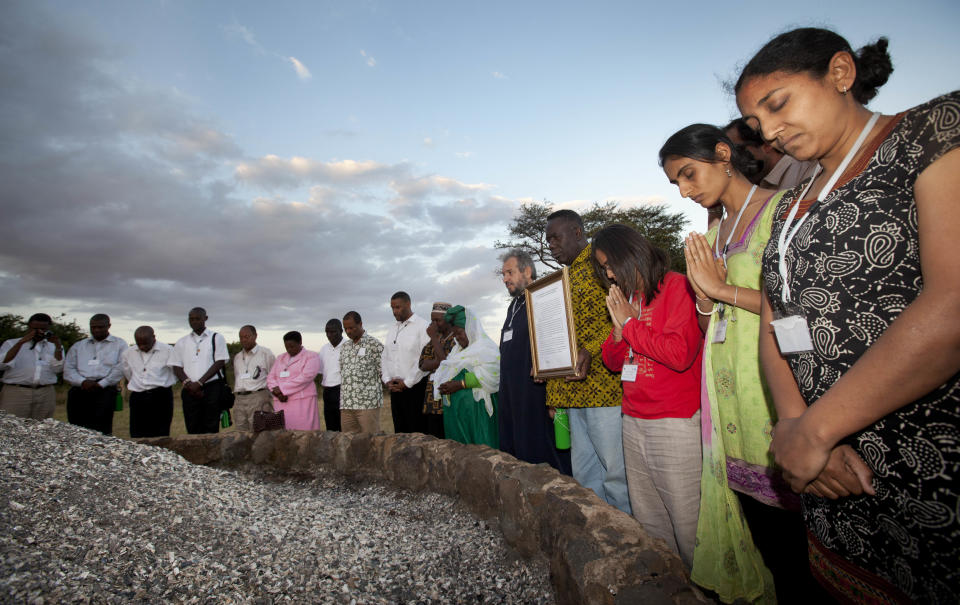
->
[141,430,708,605]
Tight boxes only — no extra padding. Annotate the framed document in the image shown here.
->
[524,266,578,379]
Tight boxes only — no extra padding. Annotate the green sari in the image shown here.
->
[443,369,499,447]
[691,191,791,603]
[433,306,500,449]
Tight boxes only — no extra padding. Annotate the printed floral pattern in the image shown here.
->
[761,92,960,603]
[339,333,384,410]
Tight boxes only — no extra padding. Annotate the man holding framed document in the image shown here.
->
[498,249,572,475]
[538,210,630,514]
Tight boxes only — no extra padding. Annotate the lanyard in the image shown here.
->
[778,112,880,303]
[715,184,757,261]
[137,349,155,372]
[624,293,640,363]
[241,349,259,374]
[191,332,207,356]
[507,296,525,329]
[393,321,409,344]
[284,351,302,371]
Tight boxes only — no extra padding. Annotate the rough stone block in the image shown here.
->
[146,430,708,605]
[219,432,252,466]
[250,429,277,465]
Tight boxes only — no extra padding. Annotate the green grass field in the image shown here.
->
[51,383,394,439]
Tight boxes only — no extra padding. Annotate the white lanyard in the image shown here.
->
[778,112,880,303]
[715,184,757,261]
[191,332,207,356]
[507,297,525,329]
[241,349,259,374]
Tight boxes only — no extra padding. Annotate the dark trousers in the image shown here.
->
[321,385,341,432]
[736,492,833,603]
[497,391,572,476]
[67,386,116,435]
[130,387,174,438]
[182,379,223,434]
[423,412,444,439]
[390,377,429,434]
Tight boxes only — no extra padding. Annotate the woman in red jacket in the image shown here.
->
[594,224,704,569]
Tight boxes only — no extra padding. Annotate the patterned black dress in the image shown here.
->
[761,92,960,603]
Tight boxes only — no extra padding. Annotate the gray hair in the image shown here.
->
[499,248,537,280]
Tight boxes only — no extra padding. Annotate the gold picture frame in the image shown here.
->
[524,266,579,379]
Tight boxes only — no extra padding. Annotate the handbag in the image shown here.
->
[212,333,235,410]
[253,409,285,432]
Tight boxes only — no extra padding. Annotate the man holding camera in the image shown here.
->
[0,313,64,419]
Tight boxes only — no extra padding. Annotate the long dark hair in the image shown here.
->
[735,28,893,104]
[592,224,669,303]
[658,123,761,179]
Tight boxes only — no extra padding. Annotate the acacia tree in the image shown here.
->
[495,200,688,273]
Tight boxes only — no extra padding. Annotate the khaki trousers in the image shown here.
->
[233,390,273,432]
[622,412,702,569]
[0,385,56,420]
[341,408,380,434]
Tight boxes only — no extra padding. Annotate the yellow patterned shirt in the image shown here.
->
[546,244,622,408]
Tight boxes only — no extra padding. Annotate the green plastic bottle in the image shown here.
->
[554,408,570,450]
[114,389,123,411]
[220,409,232,429]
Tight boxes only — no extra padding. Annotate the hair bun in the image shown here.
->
[853,37,893,104]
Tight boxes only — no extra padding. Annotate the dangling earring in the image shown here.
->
[840,85,848,95]
[725,167,732,178]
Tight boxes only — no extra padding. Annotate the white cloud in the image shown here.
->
[223,22,264,54]
[235,156,407,189]
[287,56,312,81]
[423,137,434,147]
[492,71,507,79]
[454,151,474,159]
[390,175,493,204]
[0,4,520,347]
[224,21,312,82]
[360,50,376,67]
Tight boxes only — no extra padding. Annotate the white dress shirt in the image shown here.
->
[170,329,229,383]
[64,334,128,388]
[122,342,178,392]
[0,338,64,386]
[380,314,431,388]
[762,155,819,191]
[318,340,344,387]
[233,345,275,392]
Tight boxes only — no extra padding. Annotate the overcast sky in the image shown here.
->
[2,1,958,353]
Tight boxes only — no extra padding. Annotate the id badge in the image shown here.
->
[712,319,728,344]
[358,347,366,357]
[771,303,814,354]
[279,370,291,378]
[621,364,638,382]
[502,329,513,342]
[239,372,252,380]
[87,359,101,366]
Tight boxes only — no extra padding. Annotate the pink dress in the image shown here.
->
[266,349,322,430]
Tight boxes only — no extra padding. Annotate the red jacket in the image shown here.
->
[601,271,703,419]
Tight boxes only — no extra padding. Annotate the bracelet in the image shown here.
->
[732,286,739,308]
[696,303,717,316]
[695,294,710,302]
[461,380,467,390]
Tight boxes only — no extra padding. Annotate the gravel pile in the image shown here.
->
[0,413,554,604]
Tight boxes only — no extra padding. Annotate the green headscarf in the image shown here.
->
[444,304,466,328]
